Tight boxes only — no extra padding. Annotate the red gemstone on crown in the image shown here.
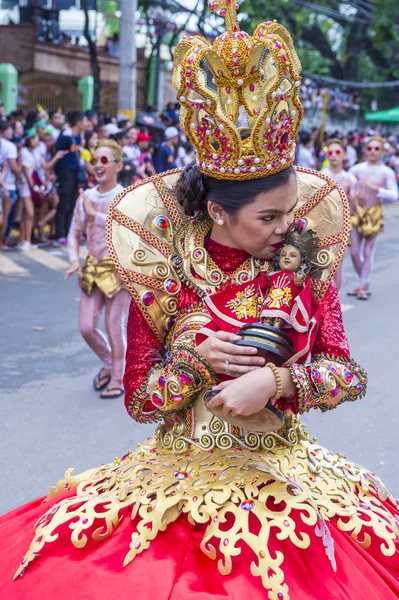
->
[179,373,192,386]
[171,394,184,403]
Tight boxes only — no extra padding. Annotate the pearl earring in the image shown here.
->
[217,219,224,225]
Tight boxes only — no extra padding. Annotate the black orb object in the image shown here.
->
[233,322,294,367]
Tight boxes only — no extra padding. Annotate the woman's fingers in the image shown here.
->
[223,364,261,376]
[214,339,260,357]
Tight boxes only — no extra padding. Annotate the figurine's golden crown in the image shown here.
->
[172,0,304,181]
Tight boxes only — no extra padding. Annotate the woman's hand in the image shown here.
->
[207,367,277,417]
[65,260,81,280]
[196,331,265,376]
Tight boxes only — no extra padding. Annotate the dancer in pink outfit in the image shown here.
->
[322,138,357,290]
[66,139,130,398]
[349,136,398,300]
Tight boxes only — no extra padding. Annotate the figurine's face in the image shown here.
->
[279,244,302,272]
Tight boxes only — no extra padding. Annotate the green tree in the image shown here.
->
[240,0,399,107]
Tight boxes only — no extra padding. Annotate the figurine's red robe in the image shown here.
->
[198,269,321,364]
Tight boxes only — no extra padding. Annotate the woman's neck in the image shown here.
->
[209,222,241,249]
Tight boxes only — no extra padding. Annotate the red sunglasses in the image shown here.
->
[90,156,119,166]
[367,146,381,151]
[328,149,341,156]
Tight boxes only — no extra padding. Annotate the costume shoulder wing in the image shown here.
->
[295,167,351,301]
[106,170,184,343]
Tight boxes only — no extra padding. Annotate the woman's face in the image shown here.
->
[208,172,298,260]
[30,135,39,149]
[88,132,98,150]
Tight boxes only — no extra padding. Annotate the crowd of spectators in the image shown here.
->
[299,78,361,114]
[0,104,194,251]
[295,126,399,181]
[2,100,398,253]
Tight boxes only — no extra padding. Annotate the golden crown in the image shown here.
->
[172,0,304,181]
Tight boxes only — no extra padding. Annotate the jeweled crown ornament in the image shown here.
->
[172,0,304,180]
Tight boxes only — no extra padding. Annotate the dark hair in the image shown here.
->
[299,131,311,145]
[0,120,12,133]
[25,110,40,130]
[84,129,96,149]
[67,110,84,127]
[25,134,38,148]
[84,109,98,120]
[173,163,296,218]
[113,130,128,144]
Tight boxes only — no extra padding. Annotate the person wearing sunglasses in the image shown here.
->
[349,136,398,300]
[65,139,130,399]
[322,138,357,290]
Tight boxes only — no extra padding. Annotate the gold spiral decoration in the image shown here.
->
[287,428,299,446]
[323,371,338,392]
[236,270,252,284]
[262,434,277,450]
[153,262,170,280]
[191,247,205,264]
[130,248,147,265]
[162,296,179,316]
[209,415,224,435]
[199,434,215,450]
[244,432,261,449]
[165,376,181,399]
[173,438,189,453]
[215,433,234,449]
[314,249,333,268]
[161,431,173,448]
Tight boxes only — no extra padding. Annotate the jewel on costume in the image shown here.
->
[142,292,155,307]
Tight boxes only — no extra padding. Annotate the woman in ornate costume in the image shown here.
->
[1,3,399,599]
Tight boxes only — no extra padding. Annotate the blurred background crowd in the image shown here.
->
[0,103,195,250]
[0,102,398,252]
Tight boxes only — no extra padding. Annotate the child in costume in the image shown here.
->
[65,139,129,398]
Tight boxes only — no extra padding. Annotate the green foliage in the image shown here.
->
[97,0,120,35]
[240,0,399,100]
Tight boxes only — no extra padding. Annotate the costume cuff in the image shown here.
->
[127,365,165,424]
[289,355,367,414]
[151,346,217,412]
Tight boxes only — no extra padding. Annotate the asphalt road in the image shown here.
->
[1,204,399,514]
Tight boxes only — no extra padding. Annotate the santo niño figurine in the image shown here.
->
[201,221,320,367]
[259,221,317,342]
[199,222,321,432]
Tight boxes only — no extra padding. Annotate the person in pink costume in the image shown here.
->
[66,139,130,398]
[322,138,357,290]
[349,136,398,300]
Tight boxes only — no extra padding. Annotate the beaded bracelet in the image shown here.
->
[266,363,283,403]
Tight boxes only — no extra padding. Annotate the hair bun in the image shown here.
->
[173,163,207,216]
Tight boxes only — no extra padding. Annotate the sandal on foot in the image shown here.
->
[347,288,359,297]
[93,368,111,391]
[100,386,124,399]
[357,290,369,301]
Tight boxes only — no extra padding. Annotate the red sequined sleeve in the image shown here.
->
[277,282,367,414]
[123,286,216,424]
[123,299,162,419]
[312,281,350,359]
